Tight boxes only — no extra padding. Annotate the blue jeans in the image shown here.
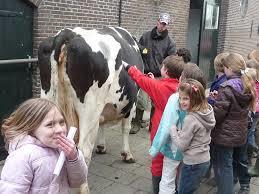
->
[247,112,257,146]
[211,144,251,194]
[211,144,234,194]
[233,144,251,187]
[178,161,210,194]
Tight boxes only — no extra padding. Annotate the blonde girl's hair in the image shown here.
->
[179,79,209,112]
[214,52,229,73]
[248,50,259,63]
[246,59,259,81]
[1,98,68,148]
[222,53,256,110]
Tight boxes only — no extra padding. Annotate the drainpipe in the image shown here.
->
[118,0,122,26]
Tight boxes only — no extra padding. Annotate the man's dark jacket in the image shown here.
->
[139,27,176,77]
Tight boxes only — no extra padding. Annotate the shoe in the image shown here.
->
[129,122,141,134]
[140,120,149,128]
[238,186,250,194]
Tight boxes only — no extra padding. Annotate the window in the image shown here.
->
[204,2,219,30]
[240,0,248,18]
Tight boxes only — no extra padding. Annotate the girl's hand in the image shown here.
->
[57,134,78,161]
[209,90,218,99]
[147,72,155,79]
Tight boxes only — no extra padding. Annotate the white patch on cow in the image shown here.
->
[109,27,123,39]
[41,51,59,103]
[72,27,121,86]
[114,26,140,52]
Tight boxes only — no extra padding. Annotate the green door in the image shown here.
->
[198,0,220,84]
[0,0,33,160]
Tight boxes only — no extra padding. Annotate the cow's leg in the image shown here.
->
[95,125,107,154]
[121,115,135,163]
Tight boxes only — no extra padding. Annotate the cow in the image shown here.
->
[38,26,143,190]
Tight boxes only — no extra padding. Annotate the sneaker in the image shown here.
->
[238,186,250,194]
[129,122,141,134]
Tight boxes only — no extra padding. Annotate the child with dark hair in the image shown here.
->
[149,63,206,194]
[176,48,191,63]
[123,55,185,194]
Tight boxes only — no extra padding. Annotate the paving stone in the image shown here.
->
[92,153,118,166]
[88,173,114,192]
[130,176,153,192]
[97,182,137,194]
[131,165,152,180]
[111,159,141,172]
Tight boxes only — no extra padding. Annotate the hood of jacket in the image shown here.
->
[189,104,215,131]
[221,76,252,109]
[8,135,48,154]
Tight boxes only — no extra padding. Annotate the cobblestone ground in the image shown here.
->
[85,124,259,194]
[1,118,259,194]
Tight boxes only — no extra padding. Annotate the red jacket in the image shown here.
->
[128,66,179,176]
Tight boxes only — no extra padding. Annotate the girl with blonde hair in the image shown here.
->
[0,98,88,193]
[211,53,256,194]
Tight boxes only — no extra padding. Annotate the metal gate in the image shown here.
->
[0,0,33,160]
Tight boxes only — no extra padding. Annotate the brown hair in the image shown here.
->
[162,55,185,79]
[179,79,209,112]
[214,52,229,73]
[176,48,191,63]
[181,63,207,88]
[248,50,259,63]
[223,53,256,110]
[1,98,67,148]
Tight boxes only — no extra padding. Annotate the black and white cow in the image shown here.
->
[38,26,143,169]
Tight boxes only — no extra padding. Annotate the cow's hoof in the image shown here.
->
[96,145,107,154]
[121,152,135,163]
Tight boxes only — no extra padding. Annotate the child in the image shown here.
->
[0,98,88,193]
[149,63,206,194]
[123,55,185,194]
[247,59,259,176]
[176,48,192,63]
[208,52,229,105]
[170,79,215,194]
[211,53,256,194]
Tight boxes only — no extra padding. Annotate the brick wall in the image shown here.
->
[218,0,259,57]
[28,0,190,96]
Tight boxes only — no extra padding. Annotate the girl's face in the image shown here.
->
[33,107,67,148]
[179,91,190,111]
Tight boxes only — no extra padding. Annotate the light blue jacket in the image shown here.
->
[149,93,186,161]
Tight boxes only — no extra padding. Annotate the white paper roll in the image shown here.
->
[53,126,77,176]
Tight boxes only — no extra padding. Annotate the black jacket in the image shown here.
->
[139,27,176,77]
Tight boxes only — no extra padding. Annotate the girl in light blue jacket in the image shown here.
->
[149,63,206,194]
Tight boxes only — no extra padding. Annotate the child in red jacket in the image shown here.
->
[123,55,185,194]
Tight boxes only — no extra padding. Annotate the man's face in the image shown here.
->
[156,21,167,32]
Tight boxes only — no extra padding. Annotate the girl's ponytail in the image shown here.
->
[241,72,256,111]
